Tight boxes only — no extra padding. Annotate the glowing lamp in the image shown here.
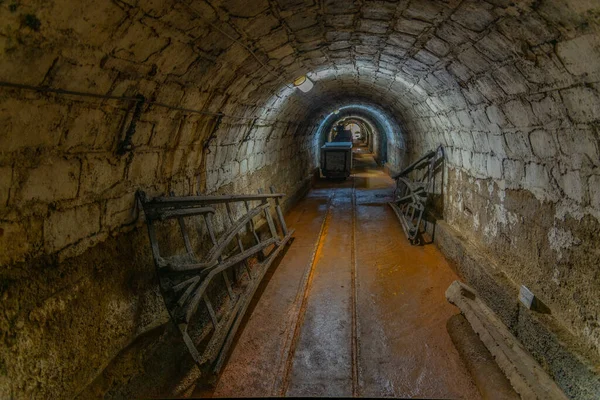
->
[293,75,314,93]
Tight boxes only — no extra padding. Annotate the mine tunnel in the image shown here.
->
[1,0,600,399]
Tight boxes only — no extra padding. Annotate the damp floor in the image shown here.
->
[198,145,480,399]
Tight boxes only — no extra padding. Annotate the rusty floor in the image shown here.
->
[197,146,481,399]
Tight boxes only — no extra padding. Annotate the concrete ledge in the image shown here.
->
[447,314,519,400]
[436,221,600,400]
[447,281,568,400]
[435,220,519,328]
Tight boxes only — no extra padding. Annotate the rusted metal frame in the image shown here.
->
[148,193,285,205]
[203,213,235,302]
[189,229,296,371]
[389,148,441,245]
[182,237,279,323]
[258,188,279,241]
[170,191,196,258]
[170,239,277,323]
[165,237,274,273]
[138,189,295,374]
[145,222,164,266]
[174,276,201,307]
[203,203,270,264]
[244,200,262,246]
[151,206,216,221]
[225,202,252,279]
[203,294,219,329]
[270,186,289,236]
[212,228,295,373]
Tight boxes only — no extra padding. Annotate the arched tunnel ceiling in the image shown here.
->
[182,0,599,150]
[4,0,599,133]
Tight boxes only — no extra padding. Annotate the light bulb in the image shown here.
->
[293,76,314,93]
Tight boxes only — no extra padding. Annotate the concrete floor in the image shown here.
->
[202,145,481,399]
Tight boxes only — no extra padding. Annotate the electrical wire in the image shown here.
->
[0,81,275,122]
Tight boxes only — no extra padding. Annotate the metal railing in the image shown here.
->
[388,146,444,245]
[137,188,294,376]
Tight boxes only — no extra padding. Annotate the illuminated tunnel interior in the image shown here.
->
[0,0,599,398]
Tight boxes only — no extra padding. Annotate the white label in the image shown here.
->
[519,285,535,309]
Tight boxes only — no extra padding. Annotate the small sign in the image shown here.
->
[519,285,535,309]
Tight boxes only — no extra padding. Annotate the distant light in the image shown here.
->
[334,109,340,114]
[293,75,314,93]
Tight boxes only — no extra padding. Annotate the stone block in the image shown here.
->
[20,158,80,203]
[362,1,396,20]
[530,93,567,124]
[61,108,108,151]
[153,41,197,76]
[403,0,446,22]
[523,162,550,190]
[436,21,478,47]
[326,14,354,28]
[502,159,524,183]
[240,13,281,39]
[529,129,557,159]
[294,25,325,42]
[504,131,531,158]
[470,107,491,133]
[80,156,126,196]
[557,34,600,78]
[394,18,430,36]
[0,166,12,208]
[44,204,101,252]
[475,76,505,102]
[155,83,185,106]
[324,0,357,13]
[589,175,600,210]
[497,14,558,47]
[502,99,538,127]
[105,193,138,230]
[492,65,528,95]
[49,62,117,94]
[113,21,170,63]
[269,44,295,59]
[150,118,181,148]
[414,50,439,66]
[486,105,508,127]
[222,0,270,17]
[276,0,314,12]
[127,152,160,186]
[0,221,32,266]
[554,169,583,203]
[487,155,503,179]
[425,36,450,57]
[359,19,389,34]
[0,33,62,85]
[475,30,515,62]
[451,0,495,32]
[560,86,600,124]
[240,159,248,175]
[0,99,65,152]
[557,127,599,168]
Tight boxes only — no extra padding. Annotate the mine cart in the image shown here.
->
[320,141,353,179]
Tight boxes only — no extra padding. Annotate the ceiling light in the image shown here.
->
[293,75,314,93]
